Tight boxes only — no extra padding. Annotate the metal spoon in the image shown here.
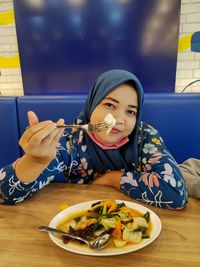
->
[38,225,112,250]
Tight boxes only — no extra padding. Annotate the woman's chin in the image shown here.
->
[97,134,122,145]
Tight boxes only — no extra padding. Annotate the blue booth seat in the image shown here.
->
[1,93,199,181]
[17,95,86,135]
[142,94,200,163]
[17,95,87,181]
[0,97,21,168]
[17,93,200,165]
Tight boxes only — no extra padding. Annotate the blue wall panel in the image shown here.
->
[14,0,181,94]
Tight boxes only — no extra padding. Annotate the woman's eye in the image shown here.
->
[104,103,115,109]
[127,110,136,116]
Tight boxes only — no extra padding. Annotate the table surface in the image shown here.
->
[0,183,200,267]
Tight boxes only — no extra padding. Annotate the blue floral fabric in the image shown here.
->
[0,122,188,208]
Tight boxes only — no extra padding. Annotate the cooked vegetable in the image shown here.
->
[57,200,152,248]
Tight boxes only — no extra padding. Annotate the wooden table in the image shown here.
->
[0,183,200,267]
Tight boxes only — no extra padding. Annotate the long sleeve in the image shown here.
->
[120,123,188,209]
[179,158,200,199]
[0,145,68,205]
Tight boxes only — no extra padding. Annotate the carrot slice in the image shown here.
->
[112,220,122,239]
[104,199,116,213]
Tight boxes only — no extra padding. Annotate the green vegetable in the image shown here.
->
[143,211,150,222]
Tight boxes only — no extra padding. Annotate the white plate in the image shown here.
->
[48,200,162,256]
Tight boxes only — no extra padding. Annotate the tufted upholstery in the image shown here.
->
[17,95,86,136]
[0,94,200,169]
[142,93,200,163]
[0,97,21,168]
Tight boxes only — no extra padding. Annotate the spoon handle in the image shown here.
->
[38,225,87,244]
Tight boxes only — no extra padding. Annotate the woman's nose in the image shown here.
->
[117,120,125,125]
[115,113,125,125]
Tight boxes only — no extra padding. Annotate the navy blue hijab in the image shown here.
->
[75,69,144,173]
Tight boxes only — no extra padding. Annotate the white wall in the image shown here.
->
[175,0,200,93]
[0,0,200,96]
[0,0,23,96]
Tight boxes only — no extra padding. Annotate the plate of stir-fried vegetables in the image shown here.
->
[48,199,162,256]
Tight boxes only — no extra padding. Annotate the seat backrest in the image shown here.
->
[17,95,86,181]
[0,97,21,168]
[17,95,86,136]
[142,93,200,163]
[16,93,200,165]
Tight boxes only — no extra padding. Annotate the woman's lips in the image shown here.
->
[110,127,121,134]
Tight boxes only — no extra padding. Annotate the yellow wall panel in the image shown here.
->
[0,10,14,25]
[178,34,192,53]
[0,55,20,68]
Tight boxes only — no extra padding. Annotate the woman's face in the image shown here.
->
[90,83,138,144]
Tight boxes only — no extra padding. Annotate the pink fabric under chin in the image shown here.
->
[87,131,129,150]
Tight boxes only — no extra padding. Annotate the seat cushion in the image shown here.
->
[0,97,21,168]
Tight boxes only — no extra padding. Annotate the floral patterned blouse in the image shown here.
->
[0,122,188,208]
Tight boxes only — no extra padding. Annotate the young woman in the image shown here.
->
[0,70,188,208]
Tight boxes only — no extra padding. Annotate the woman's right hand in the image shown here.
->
[19,111,65,165]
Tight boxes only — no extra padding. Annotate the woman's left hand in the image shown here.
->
[92,170,123,190]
